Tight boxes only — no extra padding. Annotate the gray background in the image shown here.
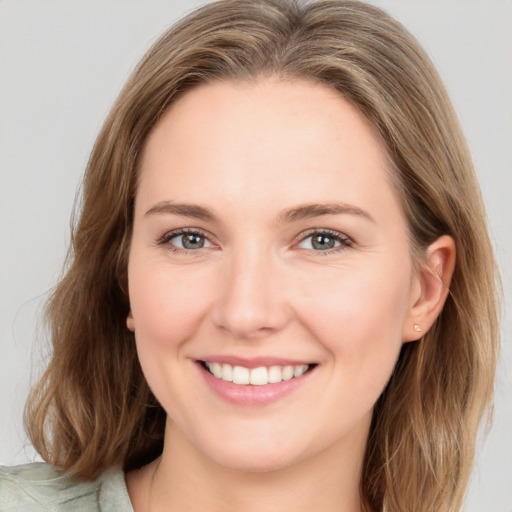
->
[1,1,510,510]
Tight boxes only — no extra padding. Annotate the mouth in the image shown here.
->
[199,361,316,386]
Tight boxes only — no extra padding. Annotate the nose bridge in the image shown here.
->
[212,242,288,339]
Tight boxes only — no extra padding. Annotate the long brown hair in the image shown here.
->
[25,1,500,510]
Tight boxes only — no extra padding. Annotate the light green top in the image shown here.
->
[0,463,134,511]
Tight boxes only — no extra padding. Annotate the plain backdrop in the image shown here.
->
[1,1,510,511]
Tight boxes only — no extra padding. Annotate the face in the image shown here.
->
[127,79,420,472]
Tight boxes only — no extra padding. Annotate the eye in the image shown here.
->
[159,229,214,251]
[297,230,351,252]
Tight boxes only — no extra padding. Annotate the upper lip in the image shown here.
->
[198,355,315,369]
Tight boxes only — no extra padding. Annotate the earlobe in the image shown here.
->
[403,235,456,342]
[127,310,135,332]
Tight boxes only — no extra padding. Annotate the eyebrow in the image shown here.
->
[145,201,216,221]
[145,200,374,224]
[278,202,375,224]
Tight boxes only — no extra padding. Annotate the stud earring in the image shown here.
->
[414,324,422,333]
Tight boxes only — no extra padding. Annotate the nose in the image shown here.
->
[211,249,290,340]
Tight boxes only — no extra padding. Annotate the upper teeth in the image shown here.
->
[205,362,309,385]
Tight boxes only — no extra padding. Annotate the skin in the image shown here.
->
[125,78,455,512]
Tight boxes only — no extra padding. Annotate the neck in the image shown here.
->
[128,419,367,512]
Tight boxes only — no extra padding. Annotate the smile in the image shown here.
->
[197,358,317,406]
[202,362,312,385]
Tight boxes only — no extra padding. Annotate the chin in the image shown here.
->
[195,428,309,474]
[209,446,300,474]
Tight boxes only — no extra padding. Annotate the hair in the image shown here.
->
[25,0,500,510]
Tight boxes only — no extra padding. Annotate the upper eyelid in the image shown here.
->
[162,227,211,237]
[294,228,352,244]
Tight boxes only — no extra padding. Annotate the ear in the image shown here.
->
[126,310,135,332]
[402,235,456,342]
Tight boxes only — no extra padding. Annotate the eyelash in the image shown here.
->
[295,229,353,255]
[157,228,212,254]
[157,228,353,255]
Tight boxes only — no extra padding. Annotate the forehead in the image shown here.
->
[136,78,402,226]
[141,77,390,167]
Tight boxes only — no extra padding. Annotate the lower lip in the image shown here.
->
[197,363,314,406]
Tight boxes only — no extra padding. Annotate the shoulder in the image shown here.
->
[0,463,133,512]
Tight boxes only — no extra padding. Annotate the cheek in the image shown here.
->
[300,258,410,331]
[294,259,412,387]
[127,258,218,415]
[292,265,412,433]
[128,258,216,352]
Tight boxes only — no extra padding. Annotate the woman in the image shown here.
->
[0,0,500,511]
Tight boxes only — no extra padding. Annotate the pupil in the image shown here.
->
[312,234,334,250]
[183,234,204,249]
